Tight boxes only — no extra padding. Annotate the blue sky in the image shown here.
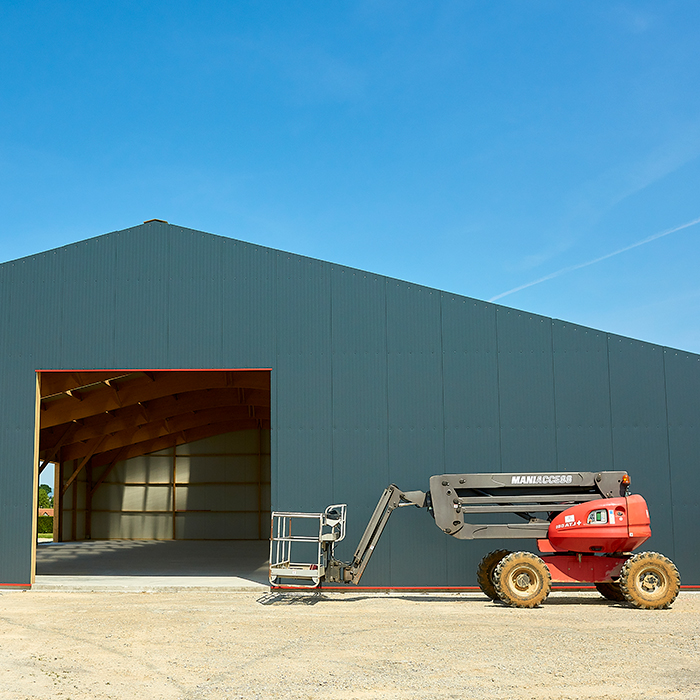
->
[2,1,700,357]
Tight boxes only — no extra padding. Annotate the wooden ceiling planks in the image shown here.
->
[38,370,271,467]
[57,405,271,461]
[39,370,270,428]
[39,371,135,398]
[40,388,270,452]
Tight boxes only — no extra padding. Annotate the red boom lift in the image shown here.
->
[270,470,680,608]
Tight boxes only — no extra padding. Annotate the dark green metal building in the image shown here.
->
[1,221,698,587]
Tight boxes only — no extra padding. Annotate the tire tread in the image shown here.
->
[619,551,680,610]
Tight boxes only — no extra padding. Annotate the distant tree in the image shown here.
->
[38,484,53,509]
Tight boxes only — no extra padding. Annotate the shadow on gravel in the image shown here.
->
[258,591,629,608]
[258,592,492,605]
[257,593,328,606]
[543,595,623,607]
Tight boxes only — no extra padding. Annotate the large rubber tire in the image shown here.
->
[494,551,552,608]
[619,552,680,609]
[595,581,626,602]
[476,550,512,600]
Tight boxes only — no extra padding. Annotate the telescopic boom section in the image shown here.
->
[328,485,426,584]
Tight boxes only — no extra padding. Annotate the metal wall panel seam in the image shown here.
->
[271,249,278,515]
[167,226,224,367]
[329,267,335,500]
[495,310,558,471]
[110,237,118,369]
[327,267,390,582]
[661,348,677,559]
[438,293,446,475]
[382,275,392,582]
[606,335,674,555]
[494,307,504,472]
[58,250,65,366]
[60,235,118,367]
[271,251,282,513]
[165,226,172,364]
[550,323,614,472]
[274,253,333,510]
[218,239,226,367]
[437,292,447,584]
[605,334,616,471]
[549,320,560,468]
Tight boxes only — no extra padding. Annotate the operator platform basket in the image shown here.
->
[269,504,347,588]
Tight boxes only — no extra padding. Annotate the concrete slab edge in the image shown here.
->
[30,584,269,593]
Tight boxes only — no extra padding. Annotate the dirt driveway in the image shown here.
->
[1,590,698,700]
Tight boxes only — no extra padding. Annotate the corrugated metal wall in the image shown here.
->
[1,221,698,586]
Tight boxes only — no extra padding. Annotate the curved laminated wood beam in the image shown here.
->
[54,405,271,461]
[39,371,133,398]
[40,388,270,453]
[40,370,270,428]
[39,370,271,479]
[90,418,268,469]
[61,435,107,495]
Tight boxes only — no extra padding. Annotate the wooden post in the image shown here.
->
[32,374,41,584]
[86,459,92,540]
[257,427,263,540]
[53,463,59,542]
[71,461,77,541]
[172,448,177,540]
[57,461,64,542]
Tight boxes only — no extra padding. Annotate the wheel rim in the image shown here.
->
[509,566,539,597]
[637,567,667,600]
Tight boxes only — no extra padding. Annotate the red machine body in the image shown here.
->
[534,495,652,584]
[540,553,627,584]
[545,494,651,554]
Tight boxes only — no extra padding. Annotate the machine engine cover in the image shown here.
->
[547,495,651,553]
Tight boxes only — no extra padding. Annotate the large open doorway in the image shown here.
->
[34,369,271,586]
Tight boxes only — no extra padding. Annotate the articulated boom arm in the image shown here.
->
[325,485,426,584]
[429,470,629,540]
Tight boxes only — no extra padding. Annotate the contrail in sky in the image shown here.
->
[489,215,700,302]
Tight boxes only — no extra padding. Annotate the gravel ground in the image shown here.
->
[1,590,698,700]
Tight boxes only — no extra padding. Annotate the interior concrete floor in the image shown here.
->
[34,540,269,591]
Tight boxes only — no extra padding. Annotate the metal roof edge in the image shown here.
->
[1,221,698,360]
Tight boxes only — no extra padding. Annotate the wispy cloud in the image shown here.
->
[489,216,700,302]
